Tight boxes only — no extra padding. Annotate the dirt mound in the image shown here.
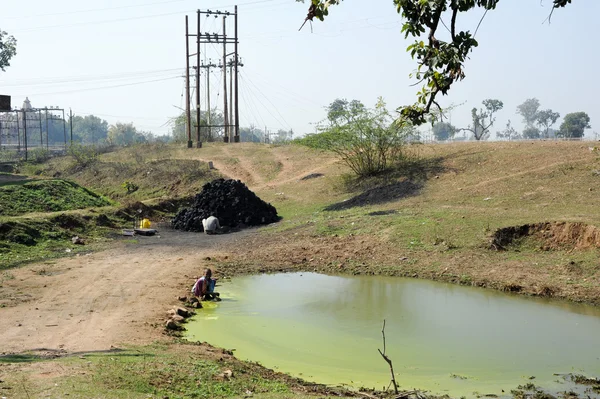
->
[491,222,600,250]
[171,179,280,232]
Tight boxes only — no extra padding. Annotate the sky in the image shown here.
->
[0,0,598,140]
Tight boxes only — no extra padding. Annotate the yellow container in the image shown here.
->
[140,218,151,229]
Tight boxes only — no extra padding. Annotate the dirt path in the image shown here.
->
[0,230,249,354]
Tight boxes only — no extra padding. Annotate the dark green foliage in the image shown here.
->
[68,143,99,169]
[432,121,456,141]
[536,109,560,138]
[0,29,17,72]
[559,112,591,138]
[522,126,541,139]
[0,179,111,216]
[72,115,109,144]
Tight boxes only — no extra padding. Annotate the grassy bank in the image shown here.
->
[0,343,358,399]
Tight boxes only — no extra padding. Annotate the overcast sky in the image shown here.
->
[1,0,597,139]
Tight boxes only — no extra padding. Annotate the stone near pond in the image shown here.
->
[192,301,203,309]
[165,319,182,331]
[173,306,192,318]
[170,315,185,323]
[189,297,199,304]
[178,296,187,302]
[71,236,85,245]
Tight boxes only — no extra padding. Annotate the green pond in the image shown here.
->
[185,273,600,397]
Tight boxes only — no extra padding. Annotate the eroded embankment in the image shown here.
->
[490,221,600,251]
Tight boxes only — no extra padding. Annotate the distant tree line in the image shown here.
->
[169,110,294,144]
[430,97,591,142]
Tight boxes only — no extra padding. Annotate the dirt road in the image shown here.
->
[0,230,249,354]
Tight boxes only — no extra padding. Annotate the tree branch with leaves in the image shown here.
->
[0,29,17,72]
[298,0,573,125]
[461,99,503,141]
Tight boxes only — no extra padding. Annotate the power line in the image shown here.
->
[0,68,182,88]
[240,70,291,130]
[18,76,180,96]
[9,0,284,33]
[3,0,187,19]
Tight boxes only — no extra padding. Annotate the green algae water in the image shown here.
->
[185,273,600,397]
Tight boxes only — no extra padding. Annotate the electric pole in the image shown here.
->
[45,109,49,149]
[186,8,241,143]
[200,60,217,141]
[222,15,229,142]
[69,109,73,145]
[185,15,192,148]
[196,10,202,148]
[229,61,233,143]
[22,110,28,161]
[234,5,240,142]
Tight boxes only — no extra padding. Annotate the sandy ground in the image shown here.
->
[0,229,250,354]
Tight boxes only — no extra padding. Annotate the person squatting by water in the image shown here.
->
[192,268,221,301]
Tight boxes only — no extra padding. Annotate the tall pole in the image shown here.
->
[38,110,43,147]
[185,16,192,148]
[16,110,20,151]
[69,109,73,145]
[196,10,202,148]
[229,62,233,143]
[222,16,229,142]
[206,64,211,141]
[61,109,67,150]
[45,109,49,149]
[234,5,240,142]
[22,110,28,161]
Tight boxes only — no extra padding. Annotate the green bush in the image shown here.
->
[68,143,98,169]
[296,98,417,177]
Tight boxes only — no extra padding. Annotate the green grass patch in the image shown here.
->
[5,345,295,399]
[0,179,111,216]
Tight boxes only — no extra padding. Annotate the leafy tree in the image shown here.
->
[298,1,572,125]
[462,99,503,141]
[536,109,560,138]
[240,125,264,142]
[72,115,109,144]
[273,129,294,143]
[169,110,224,143]
[516,98,540,128]
[522,126,541,139]
[297,98,414,177]
[0,29,17,72]
[432,121,456,141]
[107,122,147,145]
[558,112,591,138]
[327,98,365,125]
[496,120,520,141]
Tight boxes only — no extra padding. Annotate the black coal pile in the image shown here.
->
[171,178,280,232]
